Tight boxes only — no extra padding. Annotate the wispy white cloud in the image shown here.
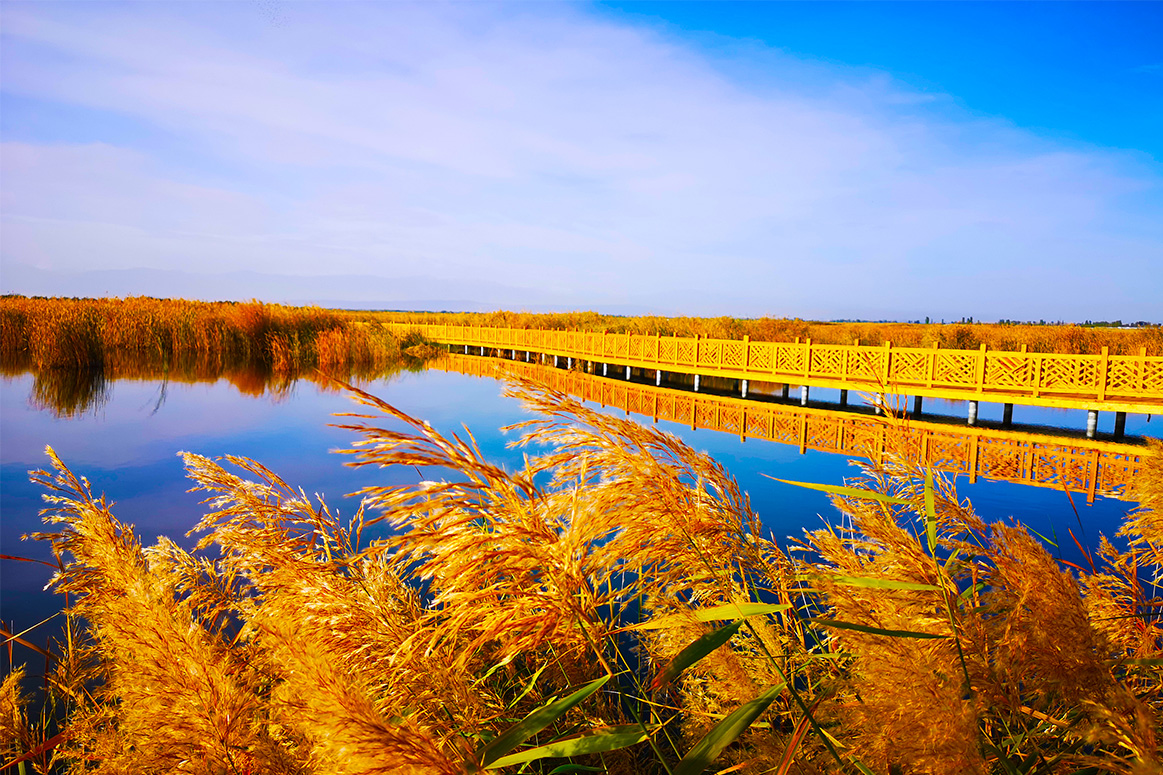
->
[1,2,1159,319]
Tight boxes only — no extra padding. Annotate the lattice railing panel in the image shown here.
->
[625,390,648,417]
[722,341,746,370]
[719,406,742,434]
[676,340,696,365]
[976,439,1026,481]
[924,436,970,474]
[749,343,773,372]
[890,351,929,384]
[695,403,718,429]
[700,341,723,368]
[844,350,884,382]
[810,347,843,379]
[771,414,802,444]
[1096,452,1140,497]
[933,353,977,387]
[774,345,804,375]
[1038,356,1098,392]
[1030,448,1089,491]
[805,418,839,450]
[743,408,770,440]
[841,425,880,459]
[659,338,678,365]
[985,356,1031,388]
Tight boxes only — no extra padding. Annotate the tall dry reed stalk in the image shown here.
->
[3,376,1161,774]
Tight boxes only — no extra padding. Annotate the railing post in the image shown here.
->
[1140,346,1148,392]
[1097,345,1109,401]
[927,342,938,388]
[1033,353,1043,397]
[884,340,892,385]
[976,343,987,394]
[743,334,750,372]
[803,338,811,381]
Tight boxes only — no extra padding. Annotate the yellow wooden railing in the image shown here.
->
[393,324,1163,413]
[436,353,1149,503]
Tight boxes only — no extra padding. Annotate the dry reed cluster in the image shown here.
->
[2,377,1161,774]
[374,310,1163,356]
[0,296,437,415]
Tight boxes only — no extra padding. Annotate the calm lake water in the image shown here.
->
[2,359,1159,655]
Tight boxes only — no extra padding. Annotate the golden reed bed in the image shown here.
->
[2,375,1160,775]
[3,297,1160,365]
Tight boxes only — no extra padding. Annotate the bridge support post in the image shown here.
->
[465,345,469,354]
[839,389,848,407]
[1114,411,1126,440]
[1087,410,1099,438]
[554,355,559,368]
[525,351,530,362]
[603,363,608,376]
[912,396,923,417]
[741,379,748,398]
[968,401,979,426]
[481,346,486,357]
[1003,403,1013,427]
[800,385,809,406]
[568,357,573,369]
[781,384,789,400]
[656,369,662,386]
[694,375,701,392]
[875,393,884,415]
[625,365,631,380]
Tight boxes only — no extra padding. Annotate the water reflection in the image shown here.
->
[9,357,433,418]
[435,352,1152,502]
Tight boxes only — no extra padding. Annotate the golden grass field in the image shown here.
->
[2,372,1160,774]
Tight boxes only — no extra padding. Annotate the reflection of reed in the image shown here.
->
[9,356,433,418]
[437,352,1149,502]
[32,368,110,417]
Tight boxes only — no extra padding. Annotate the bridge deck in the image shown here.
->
[394,324,1163,414]
[437,352,1149,503]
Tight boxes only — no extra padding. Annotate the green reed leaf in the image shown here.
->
[808,618,948,639]
[652,620,743,693]
[673,682,786,775]
[488,725,651,769]
[924,467,937,554]
[631,602,790,631]
[766,476,912,505]
[476,674,611,769]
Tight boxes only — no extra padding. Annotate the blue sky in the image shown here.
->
[1,1,1160,320]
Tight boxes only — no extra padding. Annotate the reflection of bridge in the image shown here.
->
[434,352,1150,503]
[393,324,1163,438]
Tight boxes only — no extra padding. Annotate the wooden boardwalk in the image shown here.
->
[393,324,1163,414]
[435,352,1149,503]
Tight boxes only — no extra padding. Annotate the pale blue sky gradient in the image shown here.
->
[1,1,1160,320]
